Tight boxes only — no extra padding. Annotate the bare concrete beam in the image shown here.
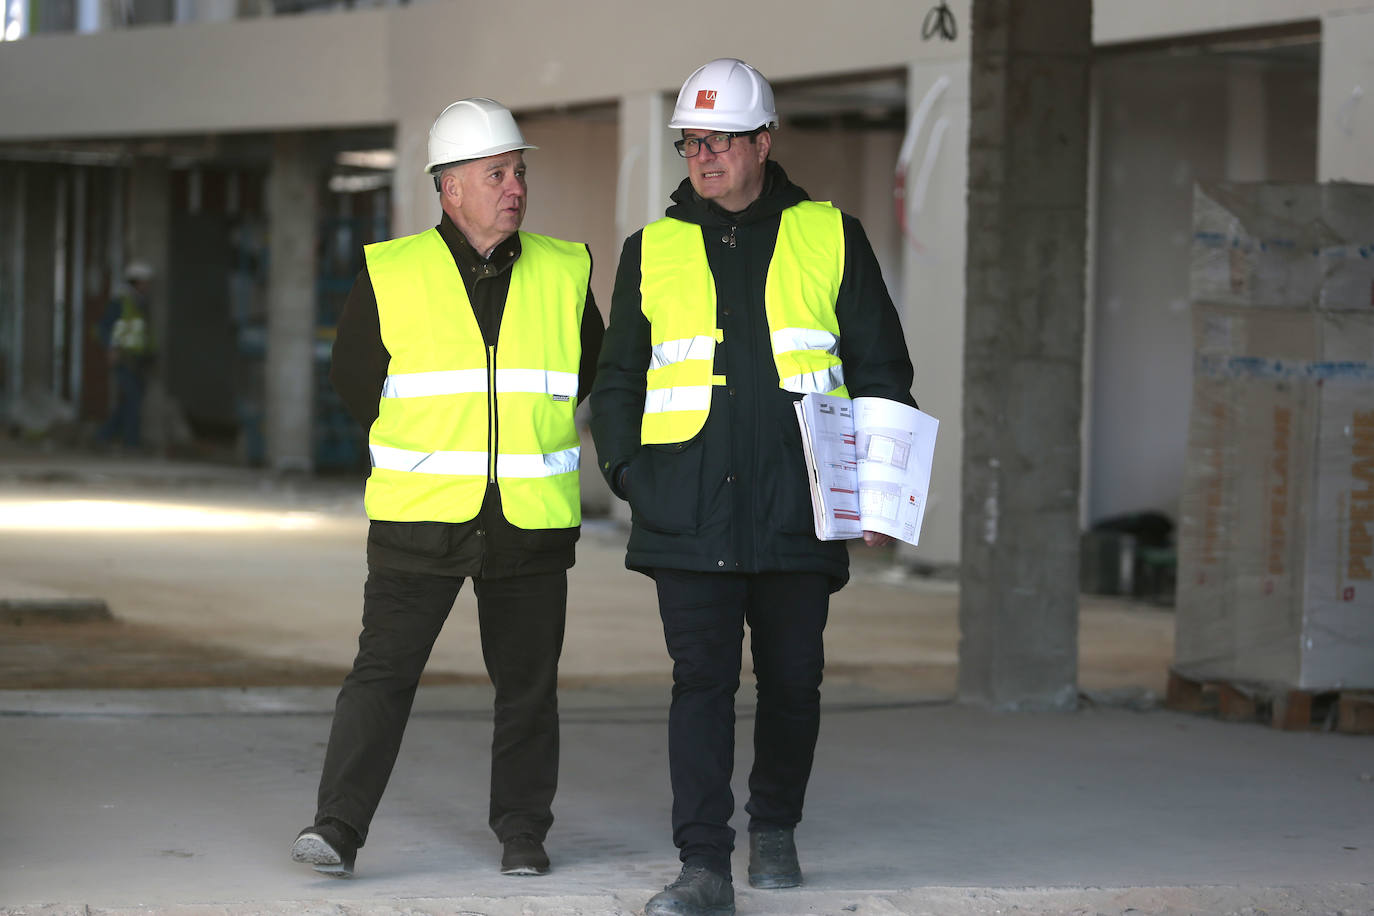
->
[959,0,1092,710]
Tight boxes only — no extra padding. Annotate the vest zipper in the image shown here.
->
[487,344,498,484]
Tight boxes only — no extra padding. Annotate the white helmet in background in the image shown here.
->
[124,260,154,283]
[668,58,779,133]
[424,98,537,174]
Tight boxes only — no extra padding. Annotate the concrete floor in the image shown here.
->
[1,447,1371,915]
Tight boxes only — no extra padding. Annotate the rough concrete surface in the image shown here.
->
[1,447,1371,915]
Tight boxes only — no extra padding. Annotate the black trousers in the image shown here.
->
[314,567,566,844]
[653,568,830,878]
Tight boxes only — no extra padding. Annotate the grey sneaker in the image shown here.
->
[644,863,735,916]
[500,834,550,876]
[291,820,359,878]
[747,827,801,888]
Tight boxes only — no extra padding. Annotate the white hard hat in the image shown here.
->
[424,98,537,174]
[124,260,154,282]
[668,58,779,133]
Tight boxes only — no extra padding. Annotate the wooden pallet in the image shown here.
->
[1166,669,1374,735]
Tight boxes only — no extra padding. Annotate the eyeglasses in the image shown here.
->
[674,130,761,158]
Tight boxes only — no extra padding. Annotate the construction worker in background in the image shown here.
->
[590,59,916,916]
[96,260,156,449]
[291,98,603,879]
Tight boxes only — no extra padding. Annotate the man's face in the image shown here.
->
[442,151,527,253]
[683,128,770,213]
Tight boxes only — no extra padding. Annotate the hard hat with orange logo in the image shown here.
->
[668,58,779,133]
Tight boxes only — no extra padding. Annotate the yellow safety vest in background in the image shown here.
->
[363,228,589,528]
[111,295,152,354]
[638,200,848,445]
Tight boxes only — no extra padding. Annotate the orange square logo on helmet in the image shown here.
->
[695,90,717,109]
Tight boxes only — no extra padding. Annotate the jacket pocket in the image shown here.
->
[762,405,816,536]
[368,520,453,558]
[626,442,703,535]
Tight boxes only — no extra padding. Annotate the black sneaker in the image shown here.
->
[644,863,735,916]
[290,819,359,878]
[500,834,550,876]
[747,827,801,888]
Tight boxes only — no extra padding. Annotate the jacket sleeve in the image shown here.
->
[589,232,650,499]
[835,214,917,408]
[577,284,605,405]
[329,267,390,431]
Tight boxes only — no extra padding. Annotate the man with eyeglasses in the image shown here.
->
[591,58,915,916]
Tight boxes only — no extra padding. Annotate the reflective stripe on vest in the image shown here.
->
[111,296,151,353]
[363,228,589,528]
[638,201,848,444]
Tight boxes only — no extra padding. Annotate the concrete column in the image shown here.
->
[0,166,25,420]
[391,112,434,238]
[616,91,681,247]
[958,0,1091,710]
[265,132,319,474]
[21,166,57,404]
[899,60,970,572]
[1319,8,1374,182]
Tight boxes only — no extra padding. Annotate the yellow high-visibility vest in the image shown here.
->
[638,200,848,444]
[363,228,589,528]
[111,295,151,353]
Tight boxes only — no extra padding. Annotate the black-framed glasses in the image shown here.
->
[674,129,762,158]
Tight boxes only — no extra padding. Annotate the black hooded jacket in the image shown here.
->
[590,162,915,590]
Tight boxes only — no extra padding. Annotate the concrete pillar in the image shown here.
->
[265,132,319,474]
[616,91,681,247]
[21,166,57,403]
[0,166,25,419]
[1319,8,1374,182]
[899,60,971,572]
[958,0,1091,710]
[391,111,434,238]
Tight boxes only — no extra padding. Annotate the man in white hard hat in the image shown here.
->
[291,98,603,879]
[96,260,157,448]
[591,59,915,916]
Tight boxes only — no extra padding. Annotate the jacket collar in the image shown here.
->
[437,212,521,277]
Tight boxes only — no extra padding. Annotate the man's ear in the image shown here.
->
[441,170,462,205]
[755,130,773,163]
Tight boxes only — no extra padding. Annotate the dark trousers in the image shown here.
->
[653,569,830,878]
[315,567,566,844]
[97,365,145,447]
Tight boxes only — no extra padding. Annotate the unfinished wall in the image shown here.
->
[1089,51,1317,526]
[1319,7,1374,183]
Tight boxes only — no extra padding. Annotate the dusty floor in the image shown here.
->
[0,470,1175,697]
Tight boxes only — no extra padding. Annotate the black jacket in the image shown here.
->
[590,163,914,590]
[330,213,604,578]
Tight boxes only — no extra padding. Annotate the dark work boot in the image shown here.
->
[644,863,735,916]
[291,818,359,878]
[500,834,551,876]
[747,827,802,888]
